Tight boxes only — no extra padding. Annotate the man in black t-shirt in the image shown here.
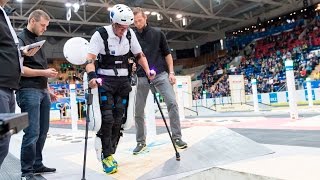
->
[16,9,58,180]
[132,7,187,155]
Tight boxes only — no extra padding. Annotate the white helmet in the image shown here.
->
[110,4,134,26]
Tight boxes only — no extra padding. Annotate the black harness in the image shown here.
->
[96,27,132,76]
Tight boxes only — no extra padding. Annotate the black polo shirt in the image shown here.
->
[133,25,171,77]
[0,10,20,90]
[18,28,48,89]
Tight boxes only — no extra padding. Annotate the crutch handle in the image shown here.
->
[150,69,156,76]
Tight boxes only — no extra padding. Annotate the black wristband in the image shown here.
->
[84,59,95,66]
[87,71,97,81]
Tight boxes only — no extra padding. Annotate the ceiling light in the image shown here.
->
[157,13,163,21]
[80,0,86,5]
[176,14,182,19]
[144,11,150,15]
[66,8,72,21]
[17,0,23,2]
[73,2,80,13]
[151,11,157,16]
[65,2,72,7]
[182,17,187,26]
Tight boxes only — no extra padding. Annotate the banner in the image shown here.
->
[174,76,192,108]
[228,75,245,104]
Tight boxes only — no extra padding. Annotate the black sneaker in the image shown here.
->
[175,138,187,149]
[133,143,146,155]
[21,174,36,180]
[34,166,56,174]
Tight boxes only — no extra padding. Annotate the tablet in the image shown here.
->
[20,40,46,51]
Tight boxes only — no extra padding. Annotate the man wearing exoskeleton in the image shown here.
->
[85,4,155,174]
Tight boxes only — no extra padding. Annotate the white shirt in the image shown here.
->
[88,25,142,76]
[88,25,142,56]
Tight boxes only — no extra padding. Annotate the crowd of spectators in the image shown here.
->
[44,10,320,102]
[192,14,320,100]
[49,62,84,85]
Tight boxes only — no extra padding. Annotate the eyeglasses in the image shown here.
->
[114,23,128,31]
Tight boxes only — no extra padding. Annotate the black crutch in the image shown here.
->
[81,87,93,180]
[148,80,181,161]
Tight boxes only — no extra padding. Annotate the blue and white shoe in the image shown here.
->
[102,155,117,174]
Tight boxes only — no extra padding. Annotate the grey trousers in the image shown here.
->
[0,87,15,167]
[134,72,182,144]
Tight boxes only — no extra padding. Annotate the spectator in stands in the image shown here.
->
[59,103,67,120]
[0,0,38,168]
[16,10,58,180]
[300,67,307,77]
[132,7,187,155]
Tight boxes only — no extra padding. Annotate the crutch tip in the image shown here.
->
[176,153,181,161]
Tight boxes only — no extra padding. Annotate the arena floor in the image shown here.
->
[1,107,320,180]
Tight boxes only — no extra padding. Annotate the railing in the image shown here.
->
[184,107,199,116]
[155,91,200,116]
[278,83,287,92]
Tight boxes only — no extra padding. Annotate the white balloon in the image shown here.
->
[63,37,89,65]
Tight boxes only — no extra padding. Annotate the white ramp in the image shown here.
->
[138,127,273,180]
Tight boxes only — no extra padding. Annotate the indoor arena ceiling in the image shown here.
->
[5,0,320,47]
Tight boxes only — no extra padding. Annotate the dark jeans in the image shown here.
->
[0,87,15,167]
[16,88,51,176]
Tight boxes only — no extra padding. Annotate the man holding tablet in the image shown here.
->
[16,9,57,180]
